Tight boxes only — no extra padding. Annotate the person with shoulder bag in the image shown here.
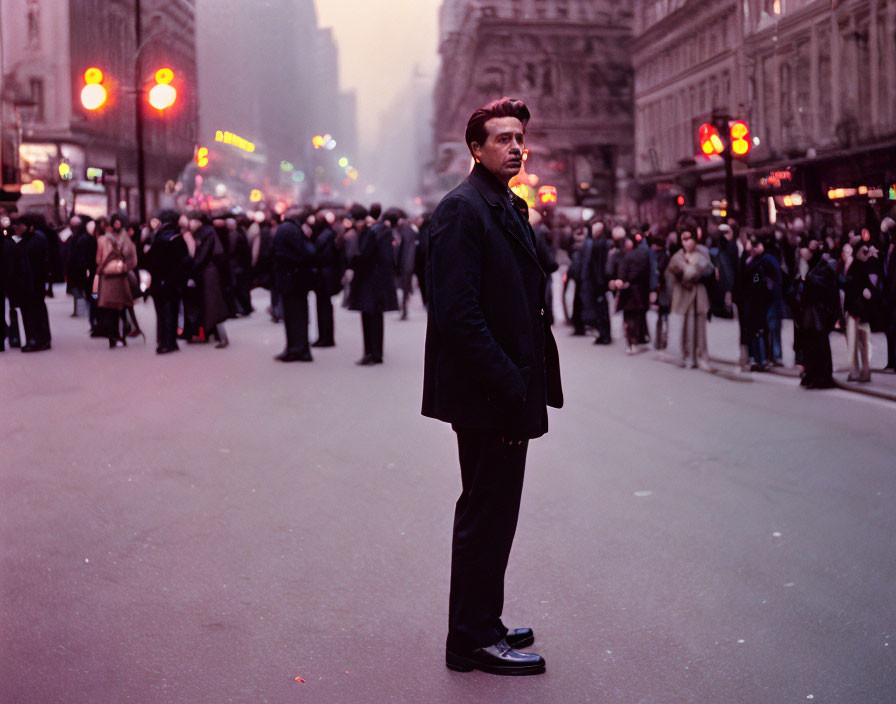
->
[95,213,138,348]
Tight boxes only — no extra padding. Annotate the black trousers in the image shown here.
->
[20,298,51,346]
[594,293,611,341]
[361,311,383,359]
[282,288,310,354]
[315,288,335,344]
[153,289,180,351]
[448,427,528,653]
[802,329,833,385]
[886,307,896,369]
[0,291,6,347]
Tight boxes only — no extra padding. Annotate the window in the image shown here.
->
[27,0,41,48]
[29,78,44,122]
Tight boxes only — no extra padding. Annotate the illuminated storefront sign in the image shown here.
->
[215,130,255,153]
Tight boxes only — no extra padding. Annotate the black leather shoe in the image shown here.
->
[446,639,545,676]
[504,628,534,649]
[311,340,335,348]
[156,345,179,354]
[356,354,375,366]
[275,350,312,362]
[22,341,51,352]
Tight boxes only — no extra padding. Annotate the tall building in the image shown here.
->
[632,0,896,229]
[0,0,199,219]
[433,0,634,211]
[195,0,358,205]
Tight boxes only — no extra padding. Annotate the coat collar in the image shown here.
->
[466,163,541,270]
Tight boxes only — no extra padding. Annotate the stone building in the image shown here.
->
[433,0,634,211]
[632,0,896,229]
[0,0,199,220]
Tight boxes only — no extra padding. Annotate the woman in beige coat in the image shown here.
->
[665,229,716,370]
[95,214,138,348]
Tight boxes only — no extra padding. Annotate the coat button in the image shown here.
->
[540,308,545,316]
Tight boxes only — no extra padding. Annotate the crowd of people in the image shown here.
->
[0,203,426,365]
[563,211,896,388]
[2,201,895,390]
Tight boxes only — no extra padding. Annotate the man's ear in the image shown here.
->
[470,143,482,163]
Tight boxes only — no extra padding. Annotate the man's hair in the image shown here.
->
[465,97,530,155]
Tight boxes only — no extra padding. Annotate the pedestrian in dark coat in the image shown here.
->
[612,233,651,353]
[311,215,342,347]
[148,210,191,354]
[882,219,896,370]
[794,241,839,388]
[272,210,316,361]
[188,214,229,348]
[585,221,611,343]
[0,218,11,350]
[735,235,777,370]
[226,217,253,316]
[531,212,558,326]
[423,98,561,677]
[394,214,418,320]
[414,213,431,306]
[65,217,92,317]
[347,207,399,364]
[6,214,52,351]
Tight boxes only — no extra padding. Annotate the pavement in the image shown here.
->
[2,289,895,704]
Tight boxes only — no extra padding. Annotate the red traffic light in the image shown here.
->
[698,123,724,156]
[730,120,752,157]
[676,195,685,206]
[148,68,177,110]
[81,67,107,110]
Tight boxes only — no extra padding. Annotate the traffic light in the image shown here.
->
[196,147,209,168]
[698,123,724,156]
[80,67,107,111]
[148,68,177,111]
[58,160,73,180]
[730,120,752,156]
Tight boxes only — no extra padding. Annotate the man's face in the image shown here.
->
[471,116,524,185]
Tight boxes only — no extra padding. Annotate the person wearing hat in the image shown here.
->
[423,96,562,676]
[272,207,316,362]
[147,210,191,354]
[346,204,399,365]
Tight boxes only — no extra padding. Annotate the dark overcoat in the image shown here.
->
[192,225,229,330]
[422,164,563,439]
[347,223,399,313]
[313,226,344,297]
[6,230,48,308]
[272,219,316,295]
[617,245,652,312]
[148,224,191,294]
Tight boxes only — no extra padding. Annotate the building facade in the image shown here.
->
[632,0,896,230]
[1,0,199,220]
[195,0,358,206]
[433,0,634,211]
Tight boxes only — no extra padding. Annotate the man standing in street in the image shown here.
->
[272,208,316,362]
[422,97,563,676]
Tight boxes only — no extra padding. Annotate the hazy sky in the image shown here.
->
[316,0,442,150]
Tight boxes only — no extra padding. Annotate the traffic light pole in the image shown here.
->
[724,139,735,224]
[134,0,147,225]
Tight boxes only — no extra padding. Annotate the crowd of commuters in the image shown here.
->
[562,208,896,388]
[2,201,895,391]
[0,203,425,365]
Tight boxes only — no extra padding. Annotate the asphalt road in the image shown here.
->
[2,290,894,704]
